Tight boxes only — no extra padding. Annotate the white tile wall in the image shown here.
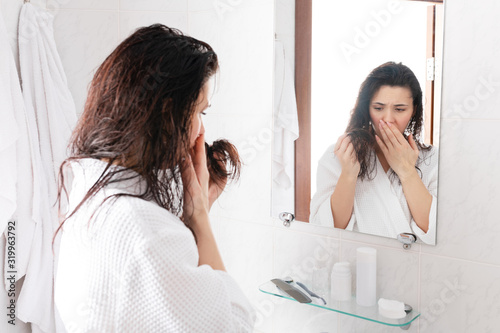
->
[50,9,120,114]
[2,0,500,332]
[439,0,500,121]
[189,0,271,13]
[189,7,274,118]
[214,114,273,223]
[274,229,340,286]
[119,0,186,12]
[424,119,500,265]
[119,12,188,40]
[273,301,339,333]
[213,216,274,331]
[419,255,500,332]
[46,0,119,11]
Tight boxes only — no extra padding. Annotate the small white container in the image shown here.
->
[331,262,351,301]
[356,247,377,307]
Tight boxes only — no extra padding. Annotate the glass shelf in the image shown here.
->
[259,281,420,328]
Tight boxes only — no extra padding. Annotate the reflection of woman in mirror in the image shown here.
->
[310,62,438,245]
[54,25,255,331]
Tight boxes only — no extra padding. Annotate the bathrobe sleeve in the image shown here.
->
[409,147,439,245]
[116,211,255,333]
[309,144,355,227]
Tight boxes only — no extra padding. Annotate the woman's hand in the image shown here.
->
[208,151,228,209]
[329,133,359,229]
[375,120,419,180]
[182,135,227,272]
[181,134,210,222]
[334,133,360,179]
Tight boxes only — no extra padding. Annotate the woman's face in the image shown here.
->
[189,83,210,147]
[369,85,414,137]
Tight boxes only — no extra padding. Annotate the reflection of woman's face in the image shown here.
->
[369,85,414,137]
[189,83,210,147]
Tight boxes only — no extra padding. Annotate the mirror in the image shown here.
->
[279,0,444,245]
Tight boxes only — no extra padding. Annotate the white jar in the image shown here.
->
[356,247,377,306]
[331,262,351,301]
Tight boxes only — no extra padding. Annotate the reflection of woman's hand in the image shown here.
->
[181,134,210,222]
[334,133,360,178]
[375,120,419,180]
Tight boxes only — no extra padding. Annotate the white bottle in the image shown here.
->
[356,247,377,307]
[331,262,351,301]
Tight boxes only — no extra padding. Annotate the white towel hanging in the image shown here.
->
[273,39,299,189]
[0,9,21,234]
[15,3,77,333]
[0,8,38,333]
[271,39,299,218]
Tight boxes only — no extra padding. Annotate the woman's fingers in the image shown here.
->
[183,137,210,220]
[387,121,407,145]
[378,121,391,148]
[345,141,354,156]
[333,134,360,174]
[408,133,419,151]
[339,135,352,153]
[375,135,388,155]
[181,155,195,182]
[334,133,348,152]
[191,134,209,185]
[191,134,206,169]
[347,143,359,163]
[180,155,198,214]
[376,123,420,178]
[379,121,399,147]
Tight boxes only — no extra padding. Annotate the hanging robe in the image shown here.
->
[16,3,78,332]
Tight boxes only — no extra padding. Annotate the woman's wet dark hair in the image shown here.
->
[346,61,431,180]
[55,24,240,241]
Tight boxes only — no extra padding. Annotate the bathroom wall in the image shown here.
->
[202,0,500,332]
[1,0,274,332]
[2,1,499,333]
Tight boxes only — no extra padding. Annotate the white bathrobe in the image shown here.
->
[55,159,256,332]
[310,145,438,245]
[0,4,38,292]
[0,7,22,237]
[14,3,78,333]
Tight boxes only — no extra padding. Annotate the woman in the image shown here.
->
[309,62,438,245]
[54,25,255,332]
